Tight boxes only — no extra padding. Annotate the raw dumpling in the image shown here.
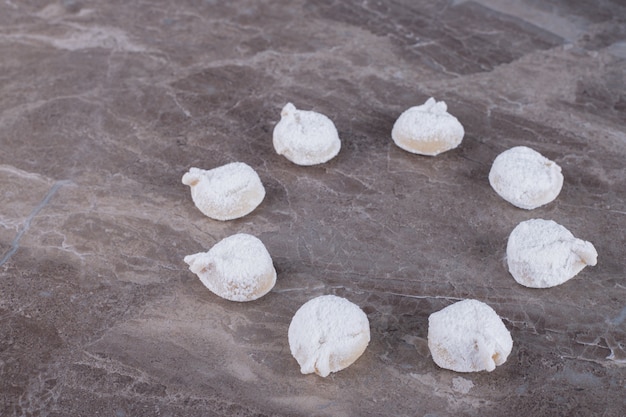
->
[428,299,513,373]
[507,219,598,288]
[273,103,341,166]
[184,233,276,302]
[288,295,370,377]
[488,146,563,210]
[182,162,265,221]
[391,97,464,156]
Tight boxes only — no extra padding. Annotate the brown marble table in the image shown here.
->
[1,1,625,416]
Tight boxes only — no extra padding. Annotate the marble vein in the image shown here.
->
[0,180,69,267]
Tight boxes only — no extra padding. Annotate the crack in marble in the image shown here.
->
[0,180,69,267]
[608,305,626,326]
[0,24,150,53]
[386,292,464,302]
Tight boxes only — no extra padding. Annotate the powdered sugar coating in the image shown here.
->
[273,103,341,166]
[489,146,563,210]
[184,233,276,302]
[507,219,598,288]
[182,162,265,221]
[391,97,465,156]
[288,295,370,377]
[428,299,513,373]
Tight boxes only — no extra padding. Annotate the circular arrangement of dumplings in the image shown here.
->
[507,219,598,288]
[182,162,265,221]
[272,102,341,166]
[391,97,465,156]
[489,146,563,210]
[288,295,370,377]
[176,97,601,378]
[184,233,276,302]
[428,299,513,372]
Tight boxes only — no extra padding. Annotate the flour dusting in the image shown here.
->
[288,295,370,377]
[184,233,276,302]
[489,146,563,210]
[391,97,465,156]
[428,299,513,373]
[182,162,265,221]
[273,103,341,166]
[507,219,597,288]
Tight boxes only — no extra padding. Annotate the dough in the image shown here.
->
[391,97,464,156]
[428,299,513,373]
[273,103,341,166]
[507,219,598,288]
[184,233,276,302]
[182,162,265,221]
[488,146,563,210]
[288,295,370,377]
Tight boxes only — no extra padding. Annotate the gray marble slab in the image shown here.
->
[1,1,625,416]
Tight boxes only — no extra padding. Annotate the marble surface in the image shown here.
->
[1,0,625,416]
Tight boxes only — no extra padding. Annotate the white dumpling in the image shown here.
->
[507,219,598,288]
[182,162,265,221]
[184,233,276,302]
[288,295,370,377]
[391,97,464,156]
[428,299,513,373]
[273,103,341,166]
[488,146,563,210]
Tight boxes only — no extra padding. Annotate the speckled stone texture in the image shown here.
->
[1,1,625,416]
